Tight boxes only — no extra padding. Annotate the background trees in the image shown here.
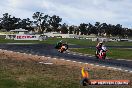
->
[79,23,88,35]
[60,23,68,34]
[0,13,33,31]
[18,18,33,31]
[32,12,62,33]
[69,25,74,34]
[0,12,132,37]
[0,13,19,31]
[49,15,62,32]
[32,12,45,33]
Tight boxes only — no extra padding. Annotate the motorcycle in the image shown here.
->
[95,46,107,59]
[55,43,68,53]
[59,44,68,53]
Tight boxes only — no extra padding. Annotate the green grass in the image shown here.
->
[43,38,132,46]
[0,57,132,88]
[0,38,132,46]
[0,79,19,88]
[0,59,79,88]
[70,48,132,60]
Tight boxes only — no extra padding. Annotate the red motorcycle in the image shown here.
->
[95,46,107,59]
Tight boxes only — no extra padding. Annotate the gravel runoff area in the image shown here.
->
[0,49,132,88]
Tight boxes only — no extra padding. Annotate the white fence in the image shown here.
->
[43,32,76,38]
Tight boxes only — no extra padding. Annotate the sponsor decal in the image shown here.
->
[81,67,131,86]
[16,35,37,39]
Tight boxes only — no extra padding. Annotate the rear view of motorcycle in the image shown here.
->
[95,45,107,60]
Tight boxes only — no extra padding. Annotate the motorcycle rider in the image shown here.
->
[99,45,107,56]
[96,42,103,55]
[55,40,63,49]
[55,40,69,53]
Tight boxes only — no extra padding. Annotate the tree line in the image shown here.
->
[0,12,132,38]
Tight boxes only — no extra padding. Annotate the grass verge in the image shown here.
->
[0,52,132,88]
[0,38,132,46]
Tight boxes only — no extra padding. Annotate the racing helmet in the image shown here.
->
[99,42,103,44]
[98,42,103,45]
[102,45,107,51]
[59,40,63,42]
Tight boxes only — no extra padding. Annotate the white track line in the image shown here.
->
[44,63,53,65]
[124,70,129,72]
[84,54,88,56]
[95,65,100,67]
[60,59,65,60]
[88,56,93,57]
[84,63,89,64]
[125,60,132,61]
[78,62,82,64]
[90,64,94,66]
[108,67,113,69]
[28,54,32,55]
[1,50,132,73]
[117,59,132,61]
[73,61,77,62]
[101,66,106,67]
[56,53,132,72]
[69,51,132,62]
[53,58,57,60]
[39,62,53,65]
[117,68,122,71]
[112,67,117,70]
[73,54,77,55]
[66,60,71,61]
[47,57,51,59]
[91,55,95,57]
[129,71,132,73]
[79,55,84,56]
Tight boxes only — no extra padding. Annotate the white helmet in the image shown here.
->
[102,45,107,51]
[60,40,63,42]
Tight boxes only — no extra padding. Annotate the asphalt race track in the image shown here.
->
[0,44,132,72]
